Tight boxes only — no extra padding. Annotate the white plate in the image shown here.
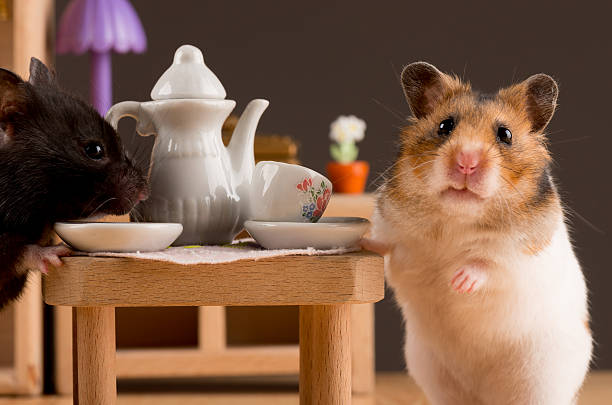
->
[54,222,184,253]
[244,217,370,249]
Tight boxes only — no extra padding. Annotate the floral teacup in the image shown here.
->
[248,161,332,222]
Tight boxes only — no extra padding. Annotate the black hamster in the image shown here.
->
[0,58,149,308]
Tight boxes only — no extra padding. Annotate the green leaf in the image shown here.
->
[330,141,359,163]
[330,144,342,162]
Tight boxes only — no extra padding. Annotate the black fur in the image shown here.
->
[476,92,495,103]
[530,166,554,208]
[0,58,148,309]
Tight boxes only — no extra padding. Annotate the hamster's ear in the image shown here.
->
[401,62,455,119]
[28,57,55,87]
[522,74,558,133]
[0,68,26,120]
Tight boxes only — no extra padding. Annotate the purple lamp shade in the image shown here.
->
[57,0,147,115]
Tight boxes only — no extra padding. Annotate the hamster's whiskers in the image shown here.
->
[552,135,590,145]
[369,156,408,189]
[495,191,514,228]
[407,152,441,158]
[129,206,144,223]
[79,195,99,218]
[372,98,407,121]
[410,159,436,171]
[499,174,525,200]
[377,157,425,186]
[88,197,118,218]
[498,164,521,175]
[564,204,605,235]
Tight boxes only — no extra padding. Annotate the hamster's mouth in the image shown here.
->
[440,187,485,203]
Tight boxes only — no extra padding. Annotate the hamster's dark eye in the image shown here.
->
[497,127,512,145]
[438,118,455,136]
[84,142,105,160]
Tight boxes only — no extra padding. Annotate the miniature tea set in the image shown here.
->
[54,45,369,252]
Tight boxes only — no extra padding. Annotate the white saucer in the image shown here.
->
[244,217,370,249]
[54,222,184,253]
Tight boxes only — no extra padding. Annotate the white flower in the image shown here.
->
[329,115,366,143]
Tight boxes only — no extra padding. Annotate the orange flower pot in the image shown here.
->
[326,161,370,194]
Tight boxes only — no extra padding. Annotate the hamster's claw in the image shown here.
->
[23,244,72,274]
[451,266,486,294]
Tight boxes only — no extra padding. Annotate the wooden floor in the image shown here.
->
[0,372,610,404]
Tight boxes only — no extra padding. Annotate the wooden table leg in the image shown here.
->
[71,309,78,405]
[73,307,116,405]
[300,304,351,405]
[351,303,375,395]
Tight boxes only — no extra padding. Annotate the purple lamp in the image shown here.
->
[57,0,147,115]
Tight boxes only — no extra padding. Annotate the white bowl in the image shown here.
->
[249,161,332,223]
[244,217,369,249]
[54,222,183,253]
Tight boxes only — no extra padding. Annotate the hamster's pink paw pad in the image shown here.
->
[23,244,72,274]
[451,266,486,294]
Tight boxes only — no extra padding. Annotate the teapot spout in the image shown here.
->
[228,99,269,183]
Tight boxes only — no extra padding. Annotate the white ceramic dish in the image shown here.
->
[244,217,369,250]
[54,222,183,253]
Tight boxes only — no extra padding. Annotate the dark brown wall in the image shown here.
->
[55,0,612,371]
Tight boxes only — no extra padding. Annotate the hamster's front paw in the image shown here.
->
[360,237,390,255]
[451,265,487,294]
[22,244,72,274]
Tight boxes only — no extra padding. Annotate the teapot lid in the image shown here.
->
[151,45,227,100]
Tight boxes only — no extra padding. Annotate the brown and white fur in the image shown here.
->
[367,62,592,405]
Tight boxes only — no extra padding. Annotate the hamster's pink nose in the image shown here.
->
[137,191,149,202]
[456,151,481,175]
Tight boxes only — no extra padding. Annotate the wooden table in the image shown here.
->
[43,251,384,405]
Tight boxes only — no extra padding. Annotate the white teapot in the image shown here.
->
[106,45,268,245]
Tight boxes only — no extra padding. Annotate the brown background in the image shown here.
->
[55,0,612,370]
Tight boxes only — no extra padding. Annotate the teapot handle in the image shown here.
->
[105,101,156,136]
